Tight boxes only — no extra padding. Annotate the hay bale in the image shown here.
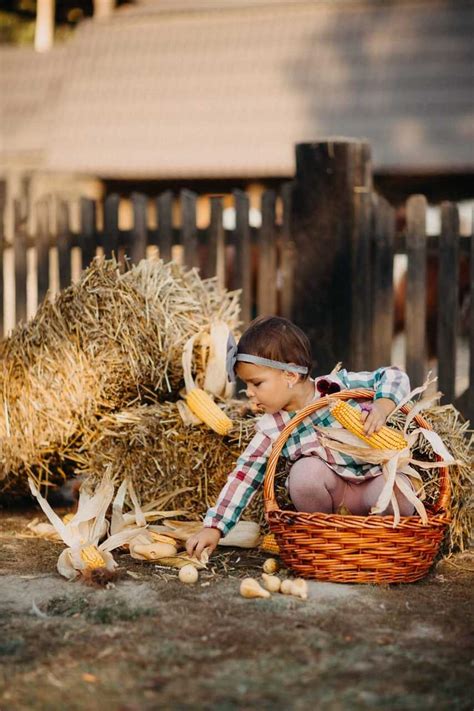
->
[73,401,263,520]
[0,258,240,491]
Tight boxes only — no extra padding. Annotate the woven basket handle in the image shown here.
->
[263,388,450,514]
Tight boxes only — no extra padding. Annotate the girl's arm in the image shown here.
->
[186,430,273,559]
[337,366,410,435]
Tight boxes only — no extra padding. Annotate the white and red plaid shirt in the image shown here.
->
[203,366,410,535]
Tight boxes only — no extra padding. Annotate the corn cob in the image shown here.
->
[260,533,280,555]
[62,513,75,524]
[80,545,106,570]
[185,388,233,435]
[331,400,407,450]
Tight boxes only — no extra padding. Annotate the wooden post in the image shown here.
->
[80,198,96,270]
[130,193,148,265]
[371,196,395,368]
[279,181,295,320]
[206,197,225,286]
[36,199,50,307]
[351,190,374,370]
[56,200,71,290]
[13,199,27,326]
[438,202,459,404]
[234,190,251,327]
[291,140,372,373]
[156,191,173,263]
[405,195,427,387]
[181,190,198,269]
[103,194,120,260]
[469,211,474,425]
[0,180,5,338]
[257,190,277,316]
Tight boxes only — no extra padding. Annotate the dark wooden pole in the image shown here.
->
[437,202,459,404]
[291,140,372,374]
[405,195,427,387]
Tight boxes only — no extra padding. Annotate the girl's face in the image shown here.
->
[236,362,295,414]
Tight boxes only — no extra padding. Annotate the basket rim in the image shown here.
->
[263,388,450,519]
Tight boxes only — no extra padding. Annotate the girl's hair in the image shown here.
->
[237,316,312,378]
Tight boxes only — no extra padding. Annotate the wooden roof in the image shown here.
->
[1,0,473,178]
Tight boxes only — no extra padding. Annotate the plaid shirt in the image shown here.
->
[204,367,410,535]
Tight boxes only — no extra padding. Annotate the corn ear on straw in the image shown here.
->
[186,389,233,435]
[0,257,240,494]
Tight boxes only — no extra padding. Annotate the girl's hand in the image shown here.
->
[360,398,396,435]
[186,527,222,560]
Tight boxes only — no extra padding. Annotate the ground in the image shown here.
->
[0,508,473,711]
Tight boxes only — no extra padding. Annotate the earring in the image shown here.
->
[288,382,294,389]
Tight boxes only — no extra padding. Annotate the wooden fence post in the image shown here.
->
[469,212,474,425]
[156,191,173,263]
[438,202,459,404]
[56,200,71,290]
[351,190,374,370]
[181,190,198,269]
[405,195,427,387]
[234,190,251,327]
[36,198,50,307]
[80,198,96,270]
[103,194,120,260]
[13,199,27,326]
[206,196,225,286]
[257,190,277,316]
[371,196,395,368]
[279,181,295,320]
[130,193,148,265]
[291,140,372,373]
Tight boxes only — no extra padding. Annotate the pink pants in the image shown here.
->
[287,457,415,516]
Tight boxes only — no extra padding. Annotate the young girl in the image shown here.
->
[186,316,414,560]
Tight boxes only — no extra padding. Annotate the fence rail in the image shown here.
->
[1,147,472,424]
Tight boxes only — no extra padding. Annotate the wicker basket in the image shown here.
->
[263,388,451,584]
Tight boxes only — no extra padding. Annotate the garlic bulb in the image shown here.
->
[178,564,199,584]
[262,558,280,574]
[280,579,294,595]
[261,573,281,593]
[239,577,271,599]
[290,578,308,600]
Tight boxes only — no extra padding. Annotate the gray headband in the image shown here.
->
[225,332,308,381]
[235,353,308,375]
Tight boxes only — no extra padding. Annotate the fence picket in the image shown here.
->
[279,182,295,320]
[372,196,394,368]
[131,193,148,265]
[157,191,173,262]
[469,213,474,425]
[206,197,225,285]
[56,201,72,289]
[80,198,96,270]
[13,200,27,325]
[438,202,459,404]
[36,199,50,306]
[257,190,277,316]
[405,195,427,387]
[234,190,251,326]
[181,190,198,269]
[103,194,120,260]
[351,191,373,370]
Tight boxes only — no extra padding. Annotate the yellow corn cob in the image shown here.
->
[331,400,407,450]
[185,388,233,435]
[260,533,280,555]
[62,513,74,524]
[80,545,106,570]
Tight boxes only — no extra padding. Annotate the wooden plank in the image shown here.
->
[437,202,459,404]
[372,196,395,368]
[181,189,198,269]
[36,199,50,307]
[234,190,251,327]
[56,201,72,290]
[257,190,277,316]
[13,199,27,325]
[206,197,225,286]
[469,211,474,426]
[279,181,295,320]
[130,192,148,265]
[405,195,427,387]
[80,198,97,270]
[350,190,373,370]
[156,191,173,262]
[103,194,120,260]
[0,181,5,338]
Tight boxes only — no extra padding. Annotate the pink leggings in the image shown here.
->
[287,457,415,516]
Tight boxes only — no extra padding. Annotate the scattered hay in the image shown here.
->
[390,404,473,555]
[0,258,240,491]
[73,400,264,521]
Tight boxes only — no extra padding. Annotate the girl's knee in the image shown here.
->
[288,457,338,493]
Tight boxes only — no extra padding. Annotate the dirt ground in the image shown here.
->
[0,507,473,711]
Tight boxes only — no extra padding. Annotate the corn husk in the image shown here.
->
[149,519,261,549]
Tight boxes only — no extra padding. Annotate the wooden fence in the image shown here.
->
[1,142,472,423]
